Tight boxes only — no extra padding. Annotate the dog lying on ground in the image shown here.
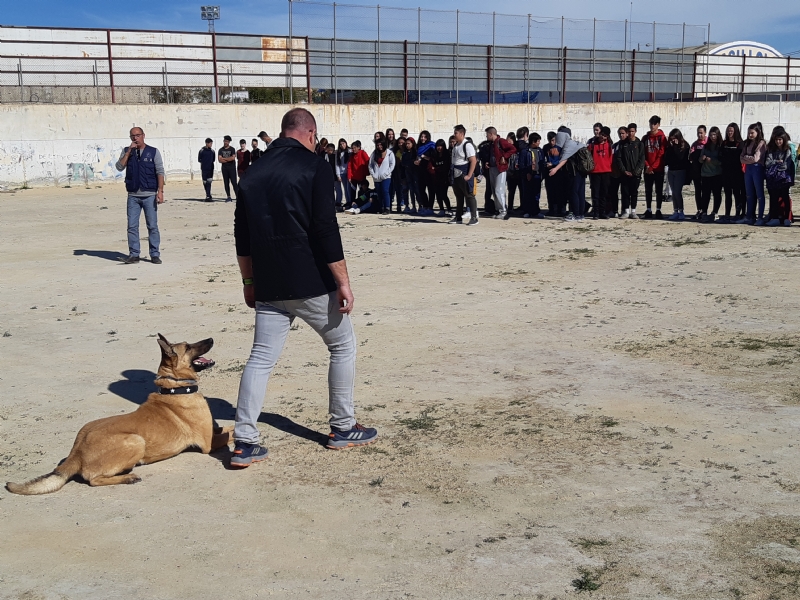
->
[6,334,233,495]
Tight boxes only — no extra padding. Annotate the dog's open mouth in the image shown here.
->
[192,356,215,371]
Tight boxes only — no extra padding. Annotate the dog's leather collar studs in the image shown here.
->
[158,386,199,395]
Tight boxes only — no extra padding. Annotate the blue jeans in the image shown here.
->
[233,293,357,443]
[567,171,586,217]
[335,176,351,206]
[744,163,766,219]
[376,178,392,210]
[126,194,160,257]
[667,169,686,212]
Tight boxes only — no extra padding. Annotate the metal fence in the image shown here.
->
[0,27,308,104]
[290,0,710,103]
[1,3,799,105]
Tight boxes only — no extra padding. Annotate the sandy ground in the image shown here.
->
[2,180,800,600]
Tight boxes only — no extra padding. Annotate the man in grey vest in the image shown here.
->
[115,127,165,264]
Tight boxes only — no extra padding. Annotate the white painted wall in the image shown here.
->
[1,101,798,187]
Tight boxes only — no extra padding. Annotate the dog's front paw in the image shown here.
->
[125,474,142,485]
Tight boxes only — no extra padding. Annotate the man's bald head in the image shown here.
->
[281,108,316,136]
[280,108,317,152]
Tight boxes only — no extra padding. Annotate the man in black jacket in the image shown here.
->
[614,123,646,219]
[198,138,215,201]
[477,139,494,215]
[231,108,377,467]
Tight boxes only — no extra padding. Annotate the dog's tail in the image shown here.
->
[6,457,79,495]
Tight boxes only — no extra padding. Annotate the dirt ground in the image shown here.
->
[2,180,800,600]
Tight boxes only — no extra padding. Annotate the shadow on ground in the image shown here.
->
[108,369,327,447]
[173,197,224,203]
[73,249,127,261]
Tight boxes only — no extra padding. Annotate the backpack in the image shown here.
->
[462,139,480,177]
[508,153,519,171]
[529,147,541,173]
[570,147,595,175]
[515,144,532,171]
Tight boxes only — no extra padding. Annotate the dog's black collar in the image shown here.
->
[158,386,199,395]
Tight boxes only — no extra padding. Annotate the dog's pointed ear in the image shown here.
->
[157,333,169,344]
[157,337,176,358]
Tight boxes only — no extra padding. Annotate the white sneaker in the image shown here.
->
[494,212,506,219]
[354,208,361,214]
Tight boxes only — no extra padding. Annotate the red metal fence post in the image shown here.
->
[106,30,115,103]
[211,32,219,103]
[486,45,492,103]
[561,47,567,103]
[305,37,312,103]
[403,40,408,104]
[740,54,746,95]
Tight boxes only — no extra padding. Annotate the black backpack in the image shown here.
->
[570,147,595,175]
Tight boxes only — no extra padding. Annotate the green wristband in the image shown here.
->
[242,278,254,286]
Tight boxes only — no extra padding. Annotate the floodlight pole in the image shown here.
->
[200,6,220,34]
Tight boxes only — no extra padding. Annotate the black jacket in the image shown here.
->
[614,138,645,178]
[721,141,743,174]
[432,149,451,183]
[198,147,216,173]
[234,137,344,302]
[664,143,690,171]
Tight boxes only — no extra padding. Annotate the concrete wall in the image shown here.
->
[1,101,798,187]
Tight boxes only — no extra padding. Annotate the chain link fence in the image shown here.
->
[1,5,797,105]
[291,1,713,104]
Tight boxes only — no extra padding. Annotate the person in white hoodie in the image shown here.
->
[369,139,396,215]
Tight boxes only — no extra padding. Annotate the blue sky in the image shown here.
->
[3,0,799,55]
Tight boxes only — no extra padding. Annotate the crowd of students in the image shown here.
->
[197,131,272,202]
[318,118,798,227]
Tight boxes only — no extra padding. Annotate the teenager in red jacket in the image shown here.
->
[588,126,613,219]
[346,140,370,194]
[484,126,517,219]
[642,115,668,219]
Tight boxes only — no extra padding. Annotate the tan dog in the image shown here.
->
[6,334,232,495]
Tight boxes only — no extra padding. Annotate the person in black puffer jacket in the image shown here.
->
[431,139,452,215]
[720,123,745,222]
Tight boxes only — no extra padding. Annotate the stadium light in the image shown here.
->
[201,6,220,33]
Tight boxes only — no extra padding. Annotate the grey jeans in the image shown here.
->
[489,167,507,213]
[233,292,357,443]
